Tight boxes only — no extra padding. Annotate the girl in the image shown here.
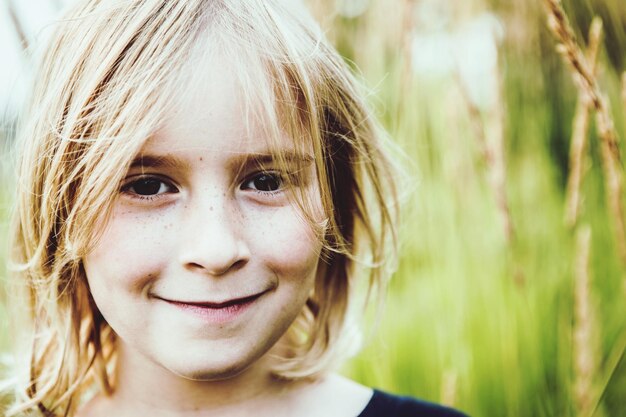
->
[4,1,468,416]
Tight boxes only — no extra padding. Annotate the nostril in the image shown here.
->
[186,262,206,271]
[230,259,248,272]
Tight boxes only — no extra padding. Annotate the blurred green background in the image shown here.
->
[1,0,625,416]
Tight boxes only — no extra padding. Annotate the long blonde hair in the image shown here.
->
[4,1,400,415]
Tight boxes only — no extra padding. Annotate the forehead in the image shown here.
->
[145,35,312,157]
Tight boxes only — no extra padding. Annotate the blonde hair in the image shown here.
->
[4,1,399,415]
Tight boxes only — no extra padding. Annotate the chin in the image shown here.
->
[180,364,249,382]
[162,351,261,382]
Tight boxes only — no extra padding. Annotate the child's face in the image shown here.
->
[83,55,323,381]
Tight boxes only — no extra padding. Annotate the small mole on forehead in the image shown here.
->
[199,157,203,161]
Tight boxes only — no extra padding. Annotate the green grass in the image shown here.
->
[330,1,626,416]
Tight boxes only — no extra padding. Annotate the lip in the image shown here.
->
[158,293,264,324]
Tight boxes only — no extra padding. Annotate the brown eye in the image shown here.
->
[242,173,283,192]
[123,177,177,196]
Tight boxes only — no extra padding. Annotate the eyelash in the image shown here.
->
[241,171,285,195]
[121,171,286,201]
[121,175,179,201]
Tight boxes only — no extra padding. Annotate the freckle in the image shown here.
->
[199,157,203,161]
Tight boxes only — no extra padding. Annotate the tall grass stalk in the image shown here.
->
[457,63,515,245]
[564,18,602,227]
[6,0,29,52]
[622,72,626,122]
[573,225,599,417]
[488,64,514,244]
[544,0,626,266]
[399,0,414,101]
[439,370,457,408]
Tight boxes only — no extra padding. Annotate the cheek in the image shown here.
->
[250,206,322,280]
[84,206,175,294]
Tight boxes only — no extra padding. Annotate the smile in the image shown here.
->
[158,293,265,324]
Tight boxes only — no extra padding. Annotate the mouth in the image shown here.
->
[163,293,264,309]
[157,292,265,323]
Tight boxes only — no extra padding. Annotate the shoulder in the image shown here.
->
[357,389,470,417]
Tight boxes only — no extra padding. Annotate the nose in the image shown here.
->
[178,198,250,276]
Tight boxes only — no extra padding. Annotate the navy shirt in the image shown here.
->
[357,390,469,417]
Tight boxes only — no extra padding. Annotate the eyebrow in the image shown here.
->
[240,151,314,166]
[128,151,314,170]
[129,154,189,170]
